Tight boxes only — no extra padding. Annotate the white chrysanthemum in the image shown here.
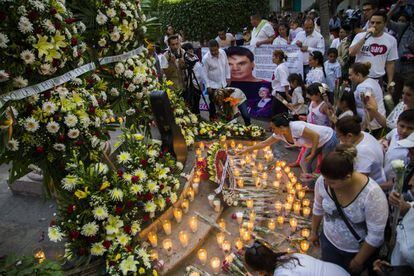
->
[147,180,159,193]
[39,63,56,75]
[62,174,79,191]
[96,12,108,25]
[391,159,405,170]
[53,143,66,151]
[116,233,130,246]
[7,138,19,151]
[124,70,134,79]
[148,149,158,158]
[110,31,120,42]
[90,242,106,256]
[68,128,80,139]
[106,8,116,18]
[80,117,91,128]
[125,108,135,116]
[131,222,141,235]
[93,206,108,220]
[119,255,138,275]
[114,63,125,75]
[24,117,39,132]
[43,19,56,33]
[18,17,33,34]
[133,169,147,181]
[48,226,64,242]
[81,222,99,237]
[20,50,35,64]
[13,76,28,88]
[98,38,107,47]
[109,188,123,201]
[144,201,156,213]
[17,6,27,15]
[64,114,78,127]
[42,101,56,114]
[127,84,136,92]
[170,193,178,203]
[94,163,109,174]
[130,184,143,195]
[46,121,60,134]
[0,33,9,48]
[105,224,118,235]
[109,88,119,97]
[30,0,45,11]
[117,152,131,164]
[0,70,9,82]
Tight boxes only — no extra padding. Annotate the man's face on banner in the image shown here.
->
[228,54,255,81]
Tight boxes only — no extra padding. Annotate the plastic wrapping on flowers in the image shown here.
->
[206,142,221,182]
[197,121,265,141]
[102,48,159,128]
[0,0,88,95]
[49,127,182,274]
[67,0,146,57]
[0,75,113,195]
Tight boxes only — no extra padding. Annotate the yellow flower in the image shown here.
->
[52,31,67,49]
[153,269,158,276]
[45,48,61,62]
[74,187,89,199]
[166,80,174,86]
[118,117,124,123]
[139,267,145,274]
[114,253,121,261]
[100,181,110,191]
[120,23,134,41]
[34,35,54,58]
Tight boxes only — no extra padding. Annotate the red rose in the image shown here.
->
[88,106,95,114]
[140,159,148,167]
[160,184,164,190]
[103,0,111,5]
[44,91,51,99]
[123,82,129,89]
[75,140,84,146]
[124,225,131,234]
[145,192,153,201]
[125,245,133,252]
[50,8,57,15]
[115,205,123,214]
[52,59,60,67]
[103,240,111,249]
[36,146,45,154]
[120,11,126,17]
[67,205,75,214]
[58,134,65,142]
[131,176,139,183]
[28,11,39,21]
[64,18,77,24]
[143,214,150,221]
[117,169,123,178]
[126,201,133,209]
[71,37,78,46]
[69,230,80,240]
[231,213,237,220]
[54,22,61,30]
[166,197,171,204]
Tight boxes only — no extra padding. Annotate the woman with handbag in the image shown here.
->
[311,144,388,275]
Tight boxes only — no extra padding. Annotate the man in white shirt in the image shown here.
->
[349,11,398,92]
[249,13,276,48]
[292,18,325,78]
[203,39,231,119]
[215,30,235,48]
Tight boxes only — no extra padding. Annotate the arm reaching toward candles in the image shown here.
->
[237,135,279,155]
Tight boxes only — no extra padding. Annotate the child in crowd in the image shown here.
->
[287,73,308,115]
[306,51,326,86]
[306,83,330,127]
[327,91,357,124]
[271,49,290,115]
[324,48,341,104]
[382,110,414,187]
[289,19,303,41]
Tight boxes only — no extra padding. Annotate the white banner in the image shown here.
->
[99,46,144,65]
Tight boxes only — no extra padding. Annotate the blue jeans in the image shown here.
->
[320,231,356,273]
[300,132,338,173]
[238,101,251,125]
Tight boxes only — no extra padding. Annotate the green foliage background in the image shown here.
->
[158,0,270,43]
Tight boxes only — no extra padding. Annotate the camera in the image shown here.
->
[168,49,182,59]
[183,51,198,70]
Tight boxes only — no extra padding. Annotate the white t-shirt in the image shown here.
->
[291,87,307,114]
[272,36,289,46]
[289,27,303,41]
[313,176,388,252]
[355,132,386,184]
[250,20,275,47]
[350,32,399,78]
[271,62,290,95]
[293,30,325,65]
[215,33,235,48]
[324,60,341,92]
[306,67,326,85]
[354,78,385,130]
[330,37,341,49]
[384,128,409,181]
[274,253,350,276]
[272,121,333,148]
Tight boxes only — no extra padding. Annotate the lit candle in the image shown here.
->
[222,240,231,253]
[239,227,247,238]
[286,194,294,204]
[277,216,284,229]
[234,169,240,177]
[289,218,298,232]
[291,176,298,184]
[237,178,244,188]
[268,219,276,231]
[274,201,282,214]
[249,211,256,222]
[280,161,286,167]
[196,148,202,156]
[193,176,200,183]
[218,218,226,230]
[255,177,262,188]
[216,232,225,245]
[300,240,310,253]
[302,199,311,207]
[257,163,264,171]
[34,250,46,264]
[235,238,243,251]
[289,188,296,195]
[246,199,254,209]
[273,180,280,189]
[173,208,183,223]
[192,182,199,194]
[286,182,293,190]
[196,170,202,177]
[245,155,251,164]
[179,230,189,248]
[162,219,172,235]
[197,156,204,163]
[303,206,311,217]
[242,230,251,242]
[210,257,221,274]
[284,202,292,214]
[252,170,258,177]
[187,187,195,202]
[148,231,158,247]
[284,166,291,173]
[301,228,310,238]
[197,248,208,265]
[150,249,158,261]
[261,172,268,180]
[295,183,303,191]
[162,238,173,255]
[181,199,190,213]
[275,166,282,172]
[247,220,254,231]
[199,142,205,150]
[208,194,215,207]
[276,173,282,180]
[293,202,301,215]
[213,200,221,212]
[189,216,198,233]
[298,190,306,199]
[236,211,244,224]
[237,143,243,150]
[288,172,295,179]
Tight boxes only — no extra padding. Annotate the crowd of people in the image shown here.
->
[157,1,414,275]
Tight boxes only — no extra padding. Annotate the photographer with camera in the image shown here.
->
[161,35,186,91]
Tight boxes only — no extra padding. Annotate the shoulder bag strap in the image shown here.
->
[328,184,364,244]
